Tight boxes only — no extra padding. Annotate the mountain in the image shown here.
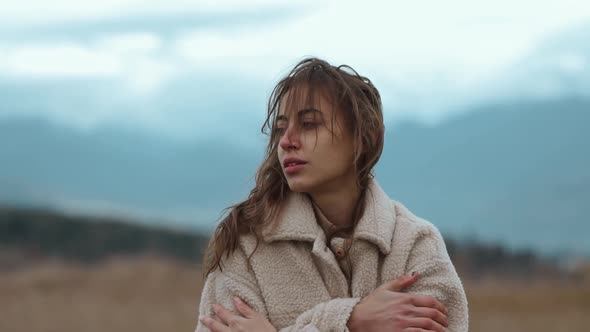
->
[475,20,590,104]
[1,97,589,255]
[378,98,590,255]
[0,117,263,230]
[0,205,208,263]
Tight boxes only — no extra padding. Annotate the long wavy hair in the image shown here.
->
[203,57,384,276]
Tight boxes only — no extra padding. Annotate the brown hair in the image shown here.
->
[203,57,384,276]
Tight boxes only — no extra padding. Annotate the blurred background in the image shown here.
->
[1,0,589,331]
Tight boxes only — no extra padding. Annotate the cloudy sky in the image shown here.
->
[1,0,589,141]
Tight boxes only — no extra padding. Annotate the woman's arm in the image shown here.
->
[195,245,269,332]
[402,222,469,332]
[197,270,361,332]
[194,246,362,332]
[199,271,448,332]
[195,223,466,332]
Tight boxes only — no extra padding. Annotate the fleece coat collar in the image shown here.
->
[261,179,396,255]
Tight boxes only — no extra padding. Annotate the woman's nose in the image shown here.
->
[279,127,301,151]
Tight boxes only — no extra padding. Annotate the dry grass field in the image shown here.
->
[1,256,589,332]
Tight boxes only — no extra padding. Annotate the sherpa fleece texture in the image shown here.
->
[195,179,469,332]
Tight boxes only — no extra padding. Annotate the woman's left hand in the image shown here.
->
[200,297,277,332]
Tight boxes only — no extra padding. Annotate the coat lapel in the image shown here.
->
[352,180,397,254]
[261,193,318,243]
[260,179,398,298]
[261,179,396,250]
[261,192,349,297]
[311,231,350,298]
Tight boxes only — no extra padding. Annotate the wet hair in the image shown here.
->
[204,57,384,276]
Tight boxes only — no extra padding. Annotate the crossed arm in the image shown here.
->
[197,273,452,332]
[195,226,468,332]
[195,265,363,332]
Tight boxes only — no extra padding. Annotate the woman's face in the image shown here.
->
[276,90,357,194]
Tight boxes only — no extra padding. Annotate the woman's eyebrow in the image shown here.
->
[297,108,321,118]
[275,108,321,123]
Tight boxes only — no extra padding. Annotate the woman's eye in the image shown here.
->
[302,121,318,129]
[274,127,286,135]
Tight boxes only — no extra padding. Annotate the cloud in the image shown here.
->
[0,32,179,97]
[0,1,312,91]
[0,4,307,43]
[0,0,310,26]
[1,43,121,78]
[1,0,590,136]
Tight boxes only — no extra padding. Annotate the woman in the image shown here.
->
[195,57,469,332]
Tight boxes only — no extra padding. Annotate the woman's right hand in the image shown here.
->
[346,273,449,332]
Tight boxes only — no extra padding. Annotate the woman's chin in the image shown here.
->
[287,184,307,193]
[286,180,313,193]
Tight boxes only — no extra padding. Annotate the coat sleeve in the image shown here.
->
[194,245,268,332]
[403,221,469,332]
[194,246,361,332]
[277,297,361,332]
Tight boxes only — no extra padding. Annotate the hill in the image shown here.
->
[0,206,208,266]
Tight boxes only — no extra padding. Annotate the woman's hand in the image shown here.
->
[200,297,277,332]
[347,273,449,332]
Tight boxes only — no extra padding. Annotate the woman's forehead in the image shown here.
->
[278,88,333,117]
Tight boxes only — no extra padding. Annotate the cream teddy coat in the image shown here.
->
[195,180,469,331]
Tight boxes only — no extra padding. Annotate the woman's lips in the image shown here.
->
[284,163,306,175]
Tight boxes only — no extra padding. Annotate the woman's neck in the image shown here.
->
[309,178,362,229]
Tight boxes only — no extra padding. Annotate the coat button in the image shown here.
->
[334,247,345,257]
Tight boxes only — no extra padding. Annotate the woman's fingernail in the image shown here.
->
[233,297,243,307]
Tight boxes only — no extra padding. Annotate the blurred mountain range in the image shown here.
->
[0,117,262,229]
[1,97,588,255]
[378,98,589,256]
[1,20,590,256]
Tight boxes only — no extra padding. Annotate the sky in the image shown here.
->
[1,0,589,141]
